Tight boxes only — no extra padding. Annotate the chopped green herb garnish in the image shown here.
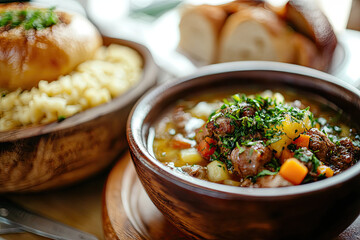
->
[205,93,310,163]
[0,7,58,30]
[236,142,245,154]
[251,169,278,182]
[266,137,281,146]
[294,148,320,172]
[287,143,297,152]
[57,115,66,122]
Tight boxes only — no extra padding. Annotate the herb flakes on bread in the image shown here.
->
[0,3,102,90]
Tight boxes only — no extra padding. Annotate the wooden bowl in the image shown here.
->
[127,61,360,240]
[0,36,158,193]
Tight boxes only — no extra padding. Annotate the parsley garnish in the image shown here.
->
[266,137,281,146]
[0,7,58,30]
[57,115,66,122]
[294,148,320,172]
[206,93,310,163]
[251,169,278,183]
[236,142,245,154]
[287,143,297,151]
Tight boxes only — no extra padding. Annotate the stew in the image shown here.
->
[152,90,359,188]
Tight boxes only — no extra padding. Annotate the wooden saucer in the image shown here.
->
[102,152,360,240]
[102,152,187,239]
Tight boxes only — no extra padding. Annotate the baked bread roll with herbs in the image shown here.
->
[178,0,337,71]
[0,3,102,90]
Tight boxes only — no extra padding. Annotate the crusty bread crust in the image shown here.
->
[178,0,336,71]
[220,0,265,15]
[292,33,322,70]
[179,5,227,63]
[218,7,295,63]
[0,4,102,90]
[283,0,337,71]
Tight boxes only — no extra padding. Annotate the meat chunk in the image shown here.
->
[330,138,359,173]
[238,102,255,117]
[206,117,234,137]
[230,141,272,178]
[204,103,255,137]
[180,165,207,179]
[195,102,256,147]
[255,174,293,188]
[306,129,359,174]
[225,102,255,117]
[307,128,335,162]
[172,106,192,134]
[294,147,317,172]
[194,124,211,143]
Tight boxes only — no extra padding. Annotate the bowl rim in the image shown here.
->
[0,36,158,142]
[128,61,360,199]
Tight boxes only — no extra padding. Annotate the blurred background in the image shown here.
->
[0,1,359,239]
[21,0,360,83]
[80,0,360,83]
[348,0,360,31]
[75,0,360,31]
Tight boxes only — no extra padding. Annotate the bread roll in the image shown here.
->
[292,33,323,70]
[218,7,294,63]
[220,0,265,14]
[178,5,227,64]
[0,3,102,90]
[178,0,336,71]
[283,0,337,70]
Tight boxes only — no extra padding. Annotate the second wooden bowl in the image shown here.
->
[0,36,158,193]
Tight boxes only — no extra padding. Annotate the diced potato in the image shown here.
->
[303,113,312,129]
[273,92,285,103]
[223,179,241,186]
[180,148,203,165]
[269,134,292,158]
[259,91,284,104]
[340,124,350,138]
[282,114,311,139]
[269,113,312,157]
[189,102,219,120]
[260,90,273,99]
[207,160,230,182]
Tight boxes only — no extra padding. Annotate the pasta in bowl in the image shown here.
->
[0,36,157,192]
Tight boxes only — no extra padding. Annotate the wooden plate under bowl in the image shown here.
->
[0,36,158,193]
[102,153,360,240]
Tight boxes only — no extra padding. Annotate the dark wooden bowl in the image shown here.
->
[0,36,158,193]
[127,61,360,240]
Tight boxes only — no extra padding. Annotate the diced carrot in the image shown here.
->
[171,139,192,149]
[197,137,217,159]
[280,148,295,164]
[279,158,308,185]
[170,134,193,149]
[317,165,334,178]
[293,134,310,148]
